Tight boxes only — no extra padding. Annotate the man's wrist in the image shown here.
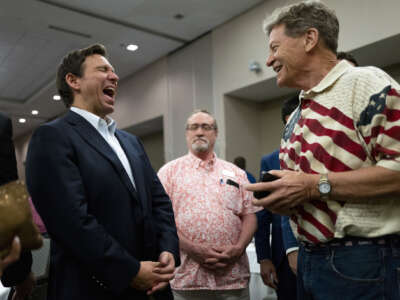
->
[259,259,272,264]
[308,174,320,201]
[286,247,299,255]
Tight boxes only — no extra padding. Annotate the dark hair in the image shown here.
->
[264,1,339,54]
[337,51,358,66]
[233,156,246,170]
[281,94,299,124]
[186,109,218,131]
[56,44,107,108]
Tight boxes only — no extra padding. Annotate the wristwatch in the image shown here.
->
[318,174,331,200]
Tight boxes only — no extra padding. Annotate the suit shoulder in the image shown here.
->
[0,113,11,135]
[0,112,10,123]
[117,129,139,143]
[31,116,71,142]
[261,150,279,163]
[117,129,136,138]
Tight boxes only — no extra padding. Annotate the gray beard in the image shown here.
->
[191,140,209,153]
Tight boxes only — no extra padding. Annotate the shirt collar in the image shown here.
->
[70,107,116,135]
[187,151,217,171]
[301,60,353,98]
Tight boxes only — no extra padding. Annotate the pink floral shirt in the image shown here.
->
[158,152,260,290]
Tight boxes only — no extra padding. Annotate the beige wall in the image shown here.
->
[13,132,31,181]
[139,131,165,172]
[224,95,288,176]
[225,95,262,176]
[165,34,213,160]
[259,98,286,155]
[111,58,168,130]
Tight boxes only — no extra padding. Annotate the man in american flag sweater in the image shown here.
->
[247,1,400,299]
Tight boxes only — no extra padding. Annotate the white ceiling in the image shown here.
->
[0,0,265,138]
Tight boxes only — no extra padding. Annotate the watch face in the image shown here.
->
[319,182,331,194]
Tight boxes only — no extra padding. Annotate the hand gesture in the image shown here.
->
[246,170,317,215]
[146,251,175,295]
[131,260,174,292]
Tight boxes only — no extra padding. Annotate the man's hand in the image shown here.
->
[260,259,278,289]
[12,272,35,300]
[210,244,244,265]
[146,252,175,295]
[0,236,21,277]
[131,261,174,292]
[287,251,298,275]
[189,244,229,270]
[246,170,318,214]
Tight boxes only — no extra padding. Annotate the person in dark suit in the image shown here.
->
[0,112,35,299]
[0,113,18,185]
[254,95,299,300]
[25,44,179,300]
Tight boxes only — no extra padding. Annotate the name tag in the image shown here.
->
[222,169,235,177]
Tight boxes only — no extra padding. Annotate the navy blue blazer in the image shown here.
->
[254,150,297,268]
[26,111,179,300]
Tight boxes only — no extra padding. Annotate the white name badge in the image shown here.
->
[222,169,235,177]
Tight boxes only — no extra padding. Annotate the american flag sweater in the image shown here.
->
[280,60,400,244]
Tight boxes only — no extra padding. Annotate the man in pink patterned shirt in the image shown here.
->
[158,110,259,300]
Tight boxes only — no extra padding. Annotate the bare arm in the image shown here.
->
[212,213,257,264]
[247,166,400,213]
[235,213,257,251]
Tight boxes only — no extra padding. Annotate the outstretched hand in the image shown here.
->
[246,170,317,215]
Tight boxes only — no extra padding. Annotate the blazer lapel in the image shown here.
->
[115,130,148,215]
[65,111,139,203]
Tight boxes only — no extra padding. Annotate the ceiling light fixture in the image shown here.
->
[53,95,61,101]
[32,110,39,115]
[19,118,26,124]
[126,44,139,52]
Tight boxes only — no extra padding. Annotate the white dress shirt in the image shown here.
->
[70,107,136,189]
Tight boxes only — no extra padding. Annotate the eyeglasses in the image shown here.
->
[186,123,216,131]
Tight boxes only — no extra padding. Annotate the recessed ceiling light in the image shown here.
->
[19,118,26,124]
[126,44,138,52]
[53,95,61,101]
[32,110,39,115]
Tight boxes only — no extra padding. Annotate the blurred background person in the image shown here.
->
[233,156,256,184]
[0,112,34,299]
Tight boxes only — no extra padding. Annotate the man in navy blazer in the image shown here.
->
[254,96,299,300]
[25,44,179,300]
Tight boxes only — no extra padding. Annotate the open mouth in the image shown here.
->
[274,65,282,73]
[103,87,116,98]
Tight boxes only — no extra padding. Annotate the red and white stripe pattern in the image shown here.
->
[280,61,400,244]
